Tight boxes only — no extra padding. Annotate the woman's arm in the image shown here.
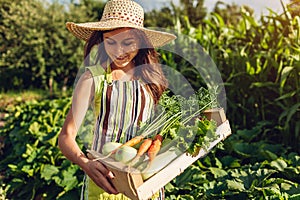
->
[58,71,118,194]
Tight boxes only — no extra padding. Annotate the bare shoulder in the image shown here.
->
[75,70,94,91]
[81,70,93,80]
[73,70,95,102]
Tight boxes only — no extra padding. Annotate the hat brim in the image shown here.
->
[66,21,176,48]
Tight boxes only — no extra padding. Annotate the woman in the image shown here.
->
[58,0,176,199]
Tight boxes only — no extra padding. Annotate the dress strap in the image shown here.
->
[105,60,113,84]
[85,65,106,118]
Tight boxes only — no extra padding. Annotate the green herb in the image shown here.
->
[138,86,220,156]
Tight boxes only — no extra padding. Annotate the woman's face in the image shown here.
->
[103,28,140,69]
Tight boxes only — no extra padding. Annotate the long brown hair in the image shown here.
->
[83,28,168,104]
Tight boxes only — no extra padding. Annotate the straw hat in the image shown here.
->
[66,0,176,48]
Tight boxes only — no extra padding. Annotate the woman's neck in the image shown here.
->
[110,62,135,81]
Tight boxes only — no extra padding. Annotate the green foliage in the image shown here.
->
[145,0,207,30]
[180,0,207,27]
[287,0,300,18]
[0,0,103,93]
[0,98,84,199]
[156,2,300,199]
[166,123,300,199]
[159,3,300,150]
[213,1,254,26]
[144,7,175,28]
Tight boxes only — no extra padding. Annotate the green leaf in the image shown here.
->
[221,155,241,168]
[226,180,245,191]
[280,66,294,92]
[59,170,78,191]
[41,164,59,181]
[270,158,288,172]
[215,157,223,168]
[233,142,258,157]
[260,150,278,161]
[250,81,277,89]
[209,167,228,178]
[290,193,300,200]
[275,90,297,101]
[28,121,40,135]
[21,165,34,177]
[8,164,18,171]
[279,102,300,128]
[262,185,281,196]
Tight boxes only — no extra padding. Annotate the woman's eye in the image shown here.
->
[106,40,115,45]
[123,41,134,46]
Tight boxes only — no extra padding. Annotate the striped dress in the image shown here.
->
[81,64,164,200]
[92,78,154,151]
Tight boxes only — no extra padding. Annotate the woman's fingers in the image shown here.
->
[95,161,115,178]
[94,171,118,194]
[88,160,118,194]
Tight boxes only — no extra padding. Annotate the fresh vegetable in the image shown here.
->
[147,135,163,164]
[103,135,144,158]
[137,138,153,156]
[130,138,153,165]
[102,111,181,158]
[114,146,137,164]
[160,117,218,156]
[102,142,122,156]
[122,135,144,147]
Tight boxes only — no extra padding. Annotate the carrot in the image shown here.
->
[137,138,153,156]
[112,135,144,154]
[147,134,163,164]
[123,135,144,147]
[129,138,153,166]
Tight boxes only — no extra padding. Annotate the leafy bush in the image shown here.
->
[166,123,300,199]
[0,98,84,200]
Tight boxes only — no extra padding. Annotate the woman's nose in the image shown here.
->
[115,45,126,57]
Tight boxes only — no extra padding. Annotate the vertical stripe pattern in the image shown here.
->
[92,79,154,153]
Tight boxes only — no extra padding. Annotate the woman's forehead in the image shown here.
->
[103,28,138,40]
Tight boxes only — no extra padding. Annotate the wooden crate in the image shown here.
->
[87,108,231,200]
[203,107,227,126]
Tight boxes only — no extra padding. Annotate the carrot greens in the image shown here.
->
[136,87,220,156]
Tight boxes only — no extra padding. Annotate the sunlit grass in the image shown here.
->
[0,89,47,111]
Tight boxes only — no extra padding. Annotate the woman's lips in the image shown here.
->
[116,56,128,60]
[115,55,129,62]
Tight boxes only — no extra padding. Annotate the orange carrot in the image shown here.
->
[137,138,153,156]
[129,138,153,166]
[123,135,144,147]
[147,134,163,163]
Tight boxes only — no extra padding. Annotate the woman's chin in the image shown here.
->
[112,60,131,68]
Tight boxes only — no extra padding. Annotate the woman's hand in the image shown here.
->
[83,159,118,194]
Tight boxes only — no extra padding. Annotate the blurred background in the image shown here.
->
[0,0,299,199]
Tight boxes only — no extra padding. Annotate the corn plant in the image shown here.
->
[189,7,300,149]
